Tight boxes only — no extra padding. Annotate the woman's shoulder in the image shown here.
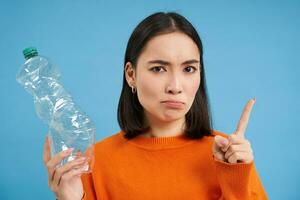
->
[95,131,123,146]
[94,130,125,149]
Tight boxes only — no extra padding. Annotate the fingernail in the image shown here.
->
[253,97,256,102]
[77,157,86,162]
[66,148,74,153]
[81,163,89,172]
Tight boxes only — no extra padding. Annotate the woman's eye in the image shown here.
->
[184,66,197,73]
[150,66,197,73]
[150,66,166,73]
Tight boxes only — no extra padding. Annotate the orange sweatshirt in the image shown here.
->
[81,130,268,200]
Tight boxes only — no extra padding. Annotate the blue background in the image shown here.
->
[1,0,299,199]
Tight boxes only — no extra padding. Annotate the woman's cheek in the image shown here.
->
[137,78,160,110]
[186,78,200,107]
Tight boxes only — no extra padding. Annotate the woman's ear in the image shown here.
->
[125,62,136,87]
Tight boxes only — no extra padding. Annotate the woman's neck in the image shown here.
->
[142,115,186,138]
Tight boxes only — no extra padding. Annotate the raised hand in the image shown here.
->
[213,98,256,164]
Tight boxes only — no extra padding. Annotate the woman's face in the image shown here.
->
[126,31,201,124]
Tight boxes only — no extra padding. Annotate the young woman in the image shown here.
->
[43,12,268,200]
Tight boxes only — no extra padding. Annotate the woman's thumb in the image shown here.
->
[214,135,229,148]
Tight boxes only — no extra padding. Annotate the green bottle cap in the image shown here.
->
[23,47,38,59]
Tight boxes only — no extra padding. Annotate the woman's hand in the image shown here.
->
[43,137,87,200]
[213,98,255,164]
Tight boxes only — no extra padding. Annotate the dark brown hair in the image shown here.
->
[117,11,213,139]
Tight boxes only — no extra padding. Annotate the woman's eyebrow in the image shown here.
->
[147,59,199,65]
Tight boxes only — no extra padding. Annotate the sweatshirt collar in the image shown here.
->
[119,130,196,150]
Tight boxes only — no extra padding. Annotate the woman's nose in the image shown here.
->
[165,75,182,94]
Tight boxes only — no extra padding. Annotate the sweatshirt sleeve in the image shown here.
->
[214,159,268,200]
[81,173,97,200]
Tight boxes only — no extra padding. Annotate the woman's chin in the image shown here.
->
[160,113,185,122]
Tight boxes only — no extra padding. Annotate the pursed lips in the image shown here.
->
[161,100,184,104]
[161,100,185,108]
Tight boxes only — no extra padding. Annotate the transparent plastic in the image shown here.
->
[16,49,95,171]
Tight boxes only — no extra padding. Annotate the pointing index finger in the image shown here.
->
[235,98,256,137]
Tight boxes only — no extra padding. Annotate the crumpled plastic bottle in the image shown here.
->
[16,47,95,170]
